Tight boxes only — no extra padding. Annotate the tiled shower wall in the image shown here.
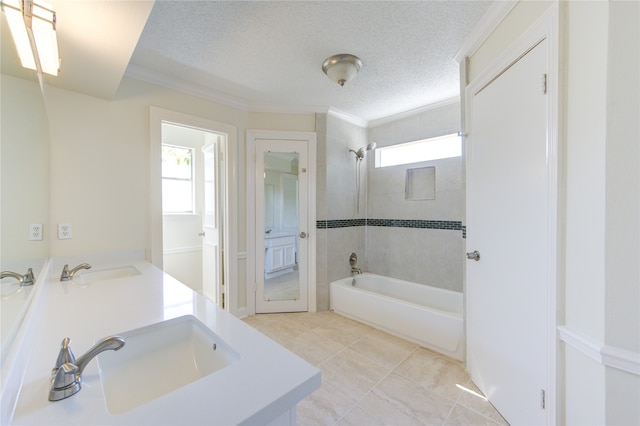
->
[366,101,464,292]
[315,113,368,310]
[315,102,464,310]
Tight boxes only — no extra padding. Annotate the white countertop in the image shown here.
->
[8,251,320,425]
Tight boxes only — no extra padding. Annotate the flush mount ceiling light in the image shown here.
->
[1,0,60,76]
[322,54,361,87]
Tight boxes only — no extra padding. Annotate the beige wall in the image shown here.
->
[24,75,314,313]
[466,1,639,424]
[1,75,50,260]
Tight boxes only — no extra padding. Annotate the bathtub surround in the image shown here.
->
[367,102,463,293]
[315,113,368,310]
[314,103,463,310]
[317,219,463,234]
[314,101,465,309]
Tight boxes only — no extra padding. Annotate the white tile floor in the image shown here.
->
[243,311,508,426]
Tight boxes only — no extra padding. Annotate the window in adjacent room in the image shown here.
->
[375,132,461,168]
[161,144,194,213]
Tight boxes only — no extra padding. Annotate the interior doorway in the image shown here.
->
[150,107,238,313]
[160,123,224,304]
[246,130,317,315]
[464,19,558,424]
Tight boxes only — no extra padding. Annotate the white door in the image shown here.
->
[466,38,551,424]
[255,139,309,313]
[202,141,223,307]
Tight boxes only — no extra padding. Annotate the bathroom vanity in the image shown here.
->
[2,250,320,425]
[264,233,297,276]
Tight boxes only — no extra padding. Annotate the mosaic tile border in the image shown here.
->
[316,218,466,238]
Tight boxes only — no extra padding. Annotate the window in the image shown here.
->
[375,133,461,168]
[162,144,194,213]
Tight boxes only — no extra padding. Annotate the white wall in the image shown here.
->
[467,1,640,424]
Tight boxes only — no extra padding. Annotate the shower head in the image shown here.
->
[350,142,377,160]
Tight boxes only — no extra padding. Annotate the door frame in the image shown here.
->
[150,106,238,314]
[462,5,560,424]
[246,130,317,315]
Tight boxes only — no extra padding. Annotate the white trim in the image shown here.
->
[149,106,239,316]
[247,102,329,116]
[129,64,332,120]
[163,246,201,255]
[128,64,249,111]
[236,306,248,319]
[237,252,248,259]
[463,5,560,424]
[454,1,519,63]
[368,97,461,128]
[128,63,458,130]
[327,108,368,128]
[246,130,317,316]
[558,326,640,376]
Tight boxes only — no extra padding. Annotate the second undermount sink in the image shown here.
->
[97,315,240,414]
[77,266,141,283]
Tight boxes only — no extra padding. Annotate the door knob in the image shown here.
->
[299,232,307,238]
[198,232,205,237]
[466,250,480,261]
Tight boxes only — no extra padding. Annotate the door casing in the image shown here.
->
[246,130,317,316]
[462,6,560,424]
[150,106,238,314]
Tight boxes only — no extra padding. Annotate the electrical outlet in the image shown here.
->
[29,224,43,241]
[58,223,72,240]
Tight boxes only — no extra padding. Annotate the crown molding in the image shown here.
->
[246,102,326,116]
[454,0,518,63]
[125,63,251,111]
[126,63,458,129]
[367,97,461,128]
[326,108,369,128]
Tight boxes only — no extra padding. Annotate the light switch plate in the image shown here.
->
[58,223,72,240]
[29,224,43,241]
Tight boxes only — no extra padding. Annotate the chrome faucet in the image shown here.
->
[0,268,35,286]
[60,263,91,281]
[349,252,362,276]
[49,335,125,401]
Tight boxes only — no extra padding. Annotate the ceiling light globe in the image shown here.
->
[322,54,361,86]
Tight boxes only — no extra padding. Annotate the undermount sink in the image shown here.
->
[97,315,240,414]
[77,266,141,283]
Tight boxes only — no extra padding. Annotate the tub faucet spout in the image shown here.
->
[351,267,362,275]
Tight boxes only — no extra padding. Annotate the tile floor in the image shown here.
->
[264,270,299,301]
[243,311,508,426]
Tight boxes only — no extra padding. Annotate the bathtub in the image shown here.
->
[330,273,464,360]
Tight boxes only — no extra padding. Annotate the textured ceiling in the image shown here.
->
[128,1,493,123]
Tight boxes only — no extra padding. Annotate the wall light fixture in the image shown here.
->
[1,0,59,76]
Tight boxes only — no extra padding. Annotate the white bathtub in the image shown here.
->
[330,273,464,360]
